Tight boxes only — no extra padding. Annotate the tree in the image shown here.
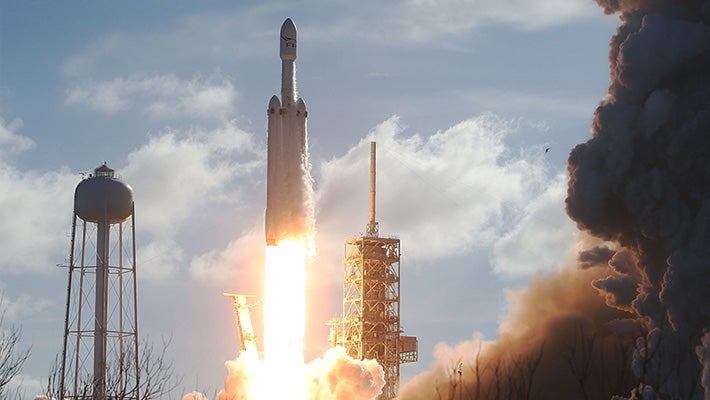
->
[42,337,178,399]
[0,303,30,399]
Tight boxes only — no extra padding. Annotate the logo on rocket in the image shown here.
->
[279,18,297,61]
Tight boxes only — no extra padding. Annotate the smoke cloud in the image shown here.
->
[399,240,639,399]
[184,392,209,400]
[213,347,384,400]
[566,0,710,398]
[305,347,384,399]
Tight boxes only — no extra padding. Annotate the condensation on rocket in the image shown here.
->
[265,18,311,246]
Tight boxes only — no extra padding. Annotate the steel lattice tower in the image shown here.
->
[329,142,417,400]
[60,164,140,400]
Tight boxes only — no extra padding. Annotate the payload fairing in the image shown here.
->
[265,18,310,246]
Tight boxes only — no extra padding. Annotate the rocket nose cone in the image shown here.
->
[281,18,297,37]
[280,18,297,61]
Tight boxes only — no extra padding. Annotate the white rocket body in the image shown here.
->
[265,18,309,246]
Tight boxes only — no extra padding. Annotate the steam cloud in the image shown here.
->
[401,1,710,399]
[214,348,384,400]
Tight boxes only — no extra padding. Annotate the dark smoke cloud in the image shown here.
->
[567,0,710,398]
[579,245,616,269]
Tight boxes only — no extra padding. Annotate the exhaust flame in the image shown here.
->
[260,240,307,399]
[264,241,306,363]
[217,240,308,400]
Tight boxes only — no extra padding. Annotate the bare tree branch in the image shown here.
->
[43,336,177,399]
[0,301,30,399]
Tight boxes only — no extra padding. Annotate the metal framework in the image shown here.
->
[344,236,401,399]
[223,293,258,354]
[60,168,140,400]
[328,142,417,400]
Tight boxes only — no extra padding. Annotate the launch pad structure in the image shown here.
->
[223,293,258,354]
[329,142,418,400]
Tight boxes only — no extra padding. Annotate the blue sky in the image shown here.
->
[0,1,619,396]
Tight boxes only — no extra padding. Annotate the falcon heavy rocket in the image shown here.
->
[265,18,310,246]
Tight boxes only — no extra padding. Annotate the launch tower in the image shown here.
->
[60,164,140,399]
[329,142,418,400]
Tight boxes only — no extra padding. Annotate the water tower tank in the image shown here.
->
[74,164,133,223]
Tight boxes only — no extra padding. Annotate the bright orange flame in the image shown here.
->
[254,240,307,399]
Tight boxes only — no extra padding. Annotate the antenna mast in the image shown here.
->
[366,141,379,237]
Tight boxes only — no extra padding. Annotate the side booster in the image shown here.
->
[265,18,309,246]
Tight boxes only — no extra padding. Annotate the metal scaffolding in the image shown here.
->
[223,293,258,354]
[329,142,417,400]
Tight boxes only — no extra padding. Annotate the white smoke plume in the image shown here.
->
[184,392,209,400]
[214,347,384,400]
[305,347,384,400]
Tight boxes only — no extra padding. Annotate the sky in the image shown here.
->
[0,0,620,396]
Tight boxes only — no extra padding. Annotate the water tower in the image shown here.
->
[60,163,140,399]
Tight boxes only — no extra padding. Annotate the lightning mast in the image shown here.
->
[329,142,418,400]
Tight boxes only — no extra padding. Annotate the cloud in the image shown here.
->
[189,227,264,290]
[0,109,564,286]
[303,0,598,47]
[137,239,185,281]
[7,374,44,399]
[0,118,74,273]
[59,7,278,81]
[0,122,77,272]
[0,292,54,322]
[118,121,263,282]
[121,121,259,237]
[397,0,597,35]
[0,118,34,157]
[58,1,599,86]
[65,74,236,122]
[491,172,578,275]
[460,88,598,119]
[316,114,549,266]
[0,114,260,281]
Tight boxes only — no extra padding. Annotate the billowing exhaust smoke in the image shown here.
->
[567,1,710,398]
[399,236,640,399]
